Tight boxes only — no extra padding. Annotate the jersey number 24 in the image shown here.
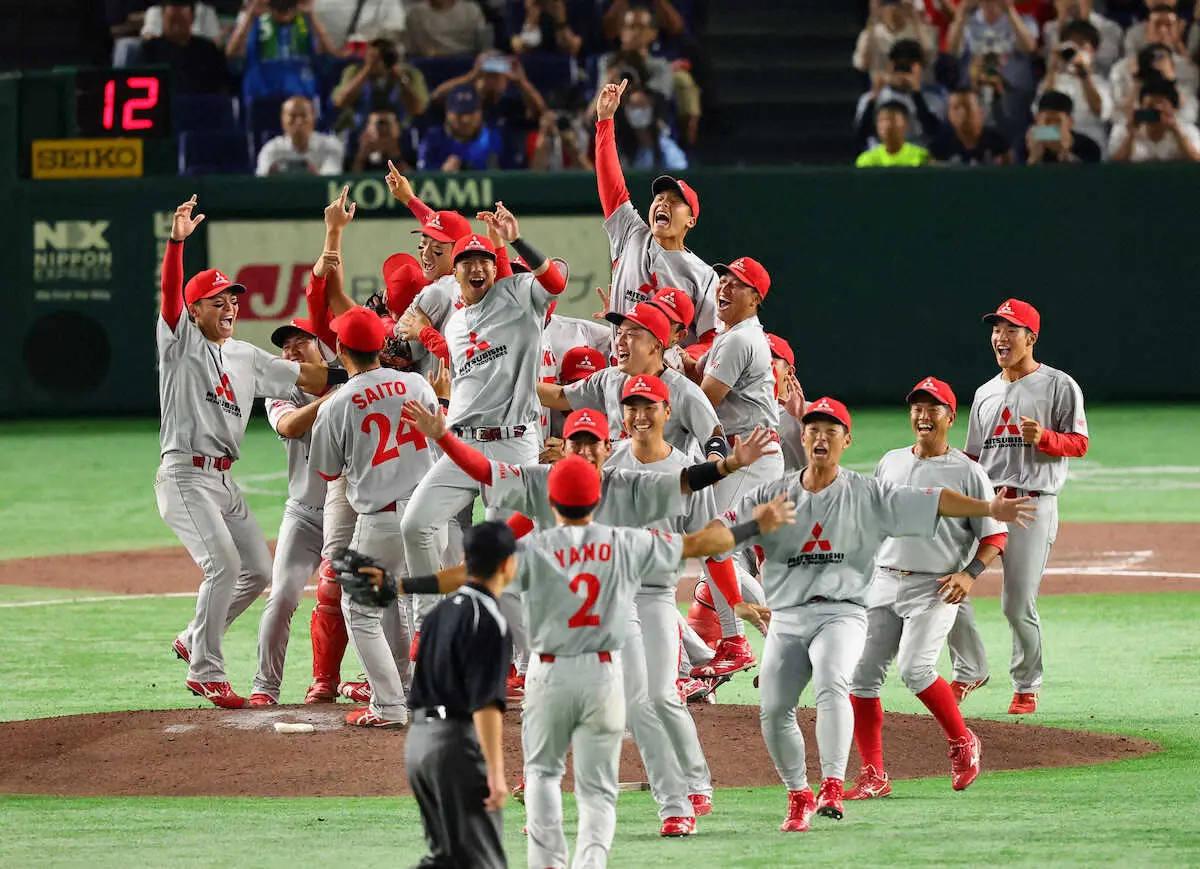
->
[363,413,429,467]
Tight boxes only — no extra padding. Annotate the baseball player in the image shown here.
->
[158,195,341,709]
[846,378,1008,799]
[767,335,808,473]
[593,79,718,347]
[948,299,1089,715]
[513,454,793,869]
[718,396,1036,832]
[309,305,441,727]
[544,345,607,444]
[248,318,336,706]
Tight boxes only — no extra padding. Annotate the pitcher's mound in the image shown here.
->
[0,704,1155,797]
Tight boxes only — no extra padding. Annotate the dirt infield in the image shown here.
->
[0,704,1155,798]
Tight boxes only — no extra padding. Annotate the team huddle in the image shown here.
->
[154,80,1088,868]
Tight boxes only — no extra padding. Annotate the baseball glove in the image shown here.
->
[329,548,399,607]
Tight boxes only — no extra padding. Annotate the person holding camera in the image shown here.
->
[228,0,335,105]
[1043,0,1122,77]
[349,109,414,172]
[509,0,597,57]
[404,0,492,58]
[856,100,933,166]
[853,0,937,77]
[418,85,508,171]
[1020,89,1101,163]
[1111,6,1200,124]
[612,85,689,170]
[930,88,1014,163]
[429,51,551,132]
[1035,19,1112,154]
[855,38,947,150]
[1123,0,1200,59]
[949,0,1039,113]
[528,110,594,170]
[332,37,429,132]
[1110,76,1200,161]
[256,95,346,175]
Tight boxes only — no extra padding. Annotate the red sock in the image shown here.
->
[917,677,969,741]
[849,694,884,770]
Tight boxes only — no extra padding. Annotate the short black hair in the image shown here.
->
[463,520,517,579]
[1037,89,1074,114]
[1147,3,1178,15]
[1060,20,1100,49]
[877,99,912,119]
[1140,75,1181,107]
[550,499,599,520]
[949,86,979,98]
[342,346,380,369]
[888,39,925,66]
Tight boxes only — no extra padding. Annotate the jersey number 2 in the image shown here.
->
[567,572,601,628]
[363,413,429,467]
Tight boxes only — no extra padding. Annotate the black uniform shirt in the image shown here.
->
[409,583,512,719]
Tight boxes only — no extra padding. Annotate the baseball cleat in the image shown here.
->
[780,788,816,832]
[845,764,891,800]
[950,676,989,704]
[506,670,525,704]
[304,679,338,704]
[659,816,697,837]
[345,707,408,728]
[815,778,845,820]
[1008,692,1038,715]
[248,693,277,707]
[186,680,248,709]
[949,729,982,791]
[338,680,372,703]
[689,635,755,678]
[512,778,525,804]
[676,677,711,704]
[689,794,712,816]
[409,631,420,663]
[172,637,190,664]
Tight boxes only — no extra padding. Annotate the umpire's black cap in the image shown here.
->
[463,521,518,579]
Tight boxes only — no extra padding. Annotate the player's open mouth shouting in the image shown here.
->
[716,285,733,313]
[652,203,671,228]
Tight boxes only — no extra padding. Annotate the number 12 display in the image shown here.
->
[75,70,171,138]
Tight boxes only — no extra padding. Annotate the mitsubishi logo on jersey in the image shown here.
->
[456,328,510,375]
[800,523,831,553]
[464,331,491,360]
[983,406,1026,450]
[788,521,845,567]
[215,373,236,403]
[626,271,660,307]
[993,407,1020,436]
[205,372,242,417]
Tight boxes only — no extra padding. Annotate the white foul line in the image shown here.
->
[0,585,318,609]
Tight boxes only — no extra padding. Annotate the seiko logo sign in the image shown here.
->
[31,139,144,179]
[33,220,113,283]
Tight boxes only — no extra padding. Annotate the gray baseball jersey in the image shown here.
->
[777,408,806,472]
[605,202,719,342]
[266,388,327,509]
[544,314,613,361]
[157,314,299,459]
[444,272,553,429]
[873,447,1005,574]
[722,469,942,612]
[309,368,439,513]
[965,364,1088,495]
[699,315,780,436]
[406,274,461,377]
[564,366,719,456]
[514,523,682,654]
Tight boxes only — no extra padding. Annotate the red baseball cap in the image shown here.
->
[652,175,700,219]
[270,317,317,348]
[983,298,1041,334]
[605,302,671,347]
[329,305,387,353]
[382,253,426,316]
[715,256,771,298]
[563,408,609,441]
[547,454,602,508]
[907,376,957,413]
[410,210,472,244]
[649,288,694,329]
[802,396,852,432]
[185,268,245,306]
[560,346,606,383]
[766,334,794,368]
[621,373,670,404]
[452,233,497,264]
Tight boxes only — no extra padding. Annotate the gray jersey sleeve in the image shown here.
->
[691,270,719,339]
[965,394,986,458]
[482,461,541,517]
[680,481,718,534]
[622,528,685,589]
[673,374,722,441]
[966,460,1006,540]
[308,403,344,480]
[565,367,617,413]
[868,477,942,539]
[1050,373,1089,436]
[719,477,790,547]
[603,201,648,262]
[703,329,754,390]
[606,468,685,526]
[251,345,301,399]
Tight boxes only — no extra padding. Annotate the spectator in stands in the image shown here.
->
[509,0,596,56]
[417,85,507,170]
[856,100,933,165]
[228,0,335,105]
[930,87,1014,162]
[600,0,686,44]
[1111,7,1200,122]
[853,0,937,77]
[109,0,149,67]
[1043,0,1122,76]
[315,0,406,51]
[1021,89,1101,162]
[1110,76,1200,161]
[612,83,688,169]
[430,51,549,131]
[143,2,223,46]
[1124,0,1200,58]
[332,37,429,131]
[349,109,414,171]
[139,1,232,95]
[404,0,492,58]
[256,95,346,175]
[855,38,947,149]
[948,0,1040,117]
[1035,19,1112,154]
[528,109,594,169]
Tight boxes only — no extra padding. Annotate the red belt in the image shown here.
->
[727,431,780,447]
[538,651,612,663]
[998,486,1041,498]
[193,456,234,471]
[376,502,397,513]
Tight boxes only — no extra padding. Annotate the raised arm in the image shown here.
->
[322,186,358,317]
[679,427,774,494]
[478,202,566,294]
[938,489,1036,527]
[594,80,632,218]
[162,195,206,329]
[537,381,572,411]
[402,400,495,484]
[385,161,434,224]
[274,389,336,438]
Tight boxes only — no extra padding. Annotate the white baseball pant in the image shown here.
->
[758,601,868,788]
[523,651,625,869]
[252,499,323,699]
[321,475,356,559]
[156,455,273,683]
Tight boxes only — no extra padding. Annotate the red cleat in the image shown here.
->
[186,680,248,709]
[507,669,525,704]
[689,793,712,816]
[512,778,525,804]
[780,788,816,832]
[689,635,755,678]
[172,637,190,664]
[949,729,982,791]
[248,693,277,707]
[1008,692,1038,715]
[345,707,407,728]
[816,777,845,820]
[304,679,337,704]
[338,680,372,703]
[676,677,711,704]
[659,816,696,837]
[409,631,420,662]
[845,765,891,800]
[950,676,989,704]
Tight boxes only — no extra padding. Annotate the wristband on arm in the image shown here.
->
[325,367,349,386]
[684,460,724,492]
[964,557,986,579]
[730,519,761,546]
[704,436,729,459]
[400,574,440,595]
[510,236,547,272]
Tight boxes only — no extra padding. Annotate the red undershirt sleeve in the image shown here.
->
[507,513,535,539]
[305,272,337,351]
[495,245,513,279]
[705,557,742,606]
[406,196,433,224]
[418,325,450,367]
[979,532,1007,554]
[161,240,185,329]
[433,431,493,484]
[1036,431,1089,458]
[595,118,631,219]
[535,261,567,295]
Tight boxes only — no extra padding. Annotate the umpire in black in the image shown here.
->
[406,520,517,869]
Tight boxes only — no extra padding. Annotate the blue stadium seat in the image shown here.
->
[412,55,475,91]
[172,94,238,133]
[521,55,577,98]
[178,130,254,175]
[248,95,287,150]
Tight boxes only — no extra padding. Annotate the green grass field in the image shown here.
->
[1,408,1198,867]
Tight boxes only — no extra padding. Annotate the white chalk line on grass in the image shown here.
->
[0,584,318,609]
